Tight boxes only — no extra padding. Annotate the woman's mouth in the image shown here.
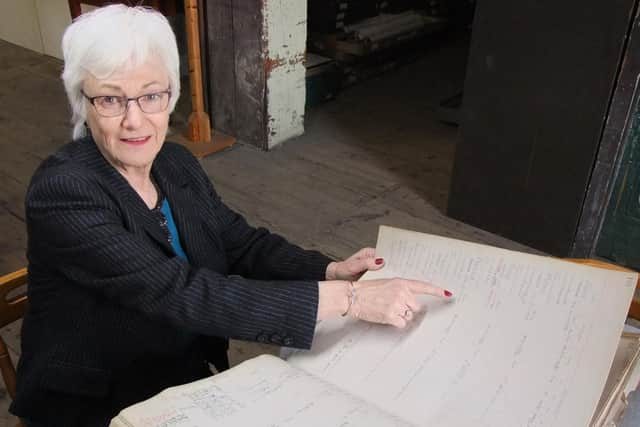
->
[121,136,151,146]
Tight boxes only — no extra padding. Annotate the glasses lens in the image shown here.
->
[94,96,126,117]
[88,91,170,117]
[139,92,170,114]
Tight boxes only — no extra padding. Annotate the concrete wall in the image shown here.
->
[0,0,96,60]
[0,0,47,55]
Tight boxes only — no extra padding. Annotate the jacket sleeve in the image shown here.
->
[211,193,332,281]
[26,170,319,349]
[181,147,333,281]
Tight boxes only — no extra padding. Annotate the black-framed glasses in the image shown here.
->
[81,89,171,117]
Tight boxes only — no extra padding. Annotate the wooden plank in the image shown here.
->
[232,0,266,148]
[0,212,27,275]
[202,140,540,262]
[0,42,67,276]
[204,0,236,135]
[203,152,362,252]
[0,150,29,275]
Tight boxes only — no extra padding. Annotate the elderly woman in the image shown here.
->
[10,5,451,427]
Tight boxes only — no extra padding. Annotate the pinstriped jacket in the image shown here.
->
[10,137,331,426]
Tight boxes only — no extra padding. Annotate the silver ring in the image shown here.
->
[403,308,412,319]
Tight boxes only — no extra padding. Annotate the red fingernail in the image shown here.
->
[375,258,384,265]
[444,290,453,297]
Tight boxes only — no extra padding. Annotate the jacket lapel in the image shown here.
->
[76,138,175,255]
[130,196,176,256]
[152,149,204,263]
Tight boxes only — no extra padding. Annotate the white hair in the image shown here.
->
[61,5,181,139]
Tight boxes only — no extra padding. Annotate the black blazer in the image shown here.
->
[10,137,331,426]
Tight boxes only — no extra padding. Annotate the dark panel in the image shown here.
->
[204,0,236,135]
[232,0,266,148]
[596,91,640,270]
[573,5,640,257]
[198,0,209,115]
[448,0,636,256]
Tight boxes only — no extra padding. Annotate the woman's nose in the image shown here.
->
[121,99,144,128]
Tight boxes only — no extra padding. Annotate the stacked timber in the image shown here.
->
[305,0,458,106]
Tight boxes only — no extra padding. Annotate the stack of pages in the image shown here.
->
[111,226,640,427]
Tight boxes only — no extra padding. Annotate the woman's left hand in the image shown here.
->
[325,247,384,281]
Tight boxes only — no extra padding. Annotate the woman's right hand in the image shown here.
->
[317,278,453,328]
[350,278,452,328]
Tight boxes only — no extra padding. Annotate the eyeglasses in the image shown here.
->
[81,89,171,117]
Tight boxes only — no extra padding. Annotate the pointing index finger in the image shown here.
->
[405,279,453,298]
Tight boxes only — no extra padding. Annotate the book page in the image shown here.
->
[591,332,640,426]
[110,354,414,427]
[288,226,638,427]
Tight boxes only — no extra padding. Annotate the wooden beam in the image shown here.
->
[232,0,267,148]
[183,0,235,157]
[184,0,210,143]
[204,0,307,150]
[205,0,236,137]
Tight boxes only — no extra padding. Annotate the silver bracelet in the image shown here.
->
[341,281,357,317]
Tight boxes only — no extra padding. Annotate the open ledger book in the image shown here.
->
[111,226,640,427]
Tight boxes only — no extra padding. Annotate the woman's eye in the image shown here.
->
[102,96,119,104]
[144,93,160,102]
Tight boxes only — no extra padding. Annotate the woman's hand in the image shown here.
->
[325,248,384,281]
[350,278,452,328]
[317,278,453,328]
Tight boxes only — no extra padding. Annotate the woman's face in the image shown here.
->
[83,58,171,174]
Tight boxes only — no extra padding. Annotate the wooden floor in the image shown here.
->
[0,37,541,423]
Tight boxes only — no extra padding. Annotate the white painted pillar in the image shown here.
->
[263,0,307,149]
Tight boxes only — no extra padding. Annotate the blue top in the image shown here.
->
[160,198,188,260]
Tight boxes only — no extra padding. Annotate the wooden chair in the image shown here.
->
[0,268,27,427]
